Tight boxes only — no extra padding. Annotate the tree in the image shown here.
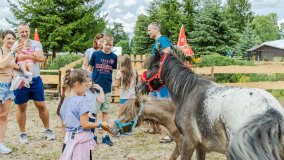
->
[189,0,238,56]
[234,24,260,60]
[7,0,106,57]
[182,0,199,34]
[115,40,132,55]
[225,0,253,31]
[105,22,129,46]
[252,13,281,43]
[281,23,284,39]
[133,14,152,55]
[148,0,184,42]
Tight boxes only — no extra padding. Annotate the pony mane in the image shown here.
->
[161,51,197,102]
[118,98,141,118]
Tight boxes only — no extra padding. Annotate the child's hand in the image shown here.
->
[12,45,22,54]
[101,122,111,133]
[92,84,103,91]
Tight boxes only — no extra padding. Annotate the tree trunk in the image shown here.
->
[52,50,56,58]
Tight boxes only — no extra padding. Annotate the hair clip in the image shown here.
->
[70,68,74,72]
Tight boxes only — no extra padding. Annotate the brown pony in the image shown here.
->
[111,98,183,160]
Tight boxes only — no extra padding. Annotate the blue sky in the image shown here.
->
[1,0,284,37]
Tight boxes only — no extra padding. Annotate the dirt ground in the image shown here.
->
[2,97,284,160]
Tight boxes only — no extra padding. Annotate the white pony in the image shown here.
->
[137,49,284,160]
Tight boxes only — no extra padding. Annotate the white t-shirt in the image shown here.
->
[116,70,136,99]
[12,40,43,77]
[85,89,97,114]
[84,48,95,59]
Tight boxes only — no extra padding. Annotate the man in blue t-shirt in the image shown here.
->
[147,22,173,143]
[88,34,117,146]
[148,22,171,100]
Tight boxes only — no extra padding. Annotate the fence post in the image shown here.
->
[136,55,141,69]
[131,55,135,68]
[59,70,61,96]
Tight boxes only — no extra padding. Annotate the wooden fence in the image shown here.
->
[40,58,83,95]
[40,55,284,102]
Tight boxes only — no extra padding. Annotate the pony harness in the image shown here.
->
[141,53,168,92]
[114,101,144,134]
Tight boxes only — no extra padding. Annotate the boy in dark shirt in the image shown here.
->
[88,34,117,146]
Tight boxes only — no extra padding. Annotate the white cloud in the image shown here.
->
[107,2,119,9]
[0,18,13,30]
[115,8,122,13]
[123,0,137,7]
[113,18,124,24]
[123,12,134,20]
[136,6,146,15]
[278,19,284,26]
[252,0,280,8]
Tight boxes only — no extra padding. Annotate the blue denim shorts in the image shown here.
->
[119,99,130,104]
[0,82,15,104]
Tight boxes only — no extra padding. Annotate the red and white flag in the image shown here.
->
[177,25,194,56]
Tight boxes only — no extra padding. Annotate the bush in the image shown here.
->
[215,73,284,83]
[272,57,283,62]
[43,54,82,70]
[73,60,83,69]
[263,57,269,61]
[267,89,284,98]
[198,54,255,67]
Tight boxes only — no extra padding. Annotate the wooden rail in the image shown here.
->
[40,58,83,95]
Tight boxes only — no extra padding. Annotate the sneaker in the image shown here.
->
[0,143,12,154]
[24,71,33,77]
[102,135,113,146]
[19,133,29,144]
[10,75,25,91]
[44,129,55,140]
[112,133,124,138]
[94,136,97,144]
[123,132,132,136]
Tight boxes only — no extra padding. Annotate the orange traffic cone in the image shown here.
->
[34,28,40,42]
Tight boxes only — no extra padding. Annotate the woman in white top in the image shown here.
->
[0,30,21,154]
[82,33,104,70]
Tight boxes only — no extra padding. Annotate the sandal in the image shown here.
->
[160,135,173,143]
[144,129,161,134]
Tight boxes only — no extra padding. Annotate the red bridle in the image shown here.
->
[141,53,168,92]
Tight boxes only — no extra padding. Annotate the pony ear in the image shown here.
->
[154,48,161,59]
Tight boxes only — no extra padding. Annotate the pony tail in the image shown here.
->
[227,108,284,160]
[57,88,66,116]
[57,69,72,116]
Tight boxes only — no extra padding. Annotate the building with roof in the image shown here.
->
[246,40,284,61]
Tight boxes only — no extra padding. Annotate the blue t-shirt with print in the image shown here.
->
[89,50,117,93]
[59,96,91,133]
[151,36,172,54]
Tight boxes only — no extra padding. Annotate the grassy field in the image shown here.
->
[2,97,284,160]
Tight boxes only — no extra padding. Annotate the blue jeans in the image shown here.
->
[150,86,169,99]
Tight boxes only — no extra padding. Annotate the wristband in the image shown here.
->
[98,122,101,128]
[10,50,15,56]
